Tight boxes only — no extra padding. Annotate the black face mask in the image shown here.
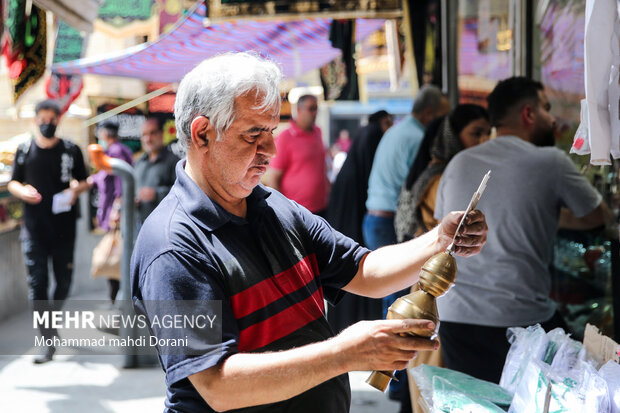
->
[39,123,57,139]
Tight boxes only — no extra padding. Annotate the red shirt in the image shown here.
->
[270,120,329,213]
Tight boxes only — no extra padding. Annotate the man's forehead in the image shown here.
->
[36,109,58,119]
[235,95,279,120]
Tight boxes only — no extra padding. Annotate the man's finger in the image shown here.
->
[454,234,486,247]
[390,335,439,352]
[453,245,484,257]
[386,319,436,334]
[464,210,485,224]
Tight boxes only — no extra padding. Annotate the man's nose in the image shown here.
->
[258,132,277,158]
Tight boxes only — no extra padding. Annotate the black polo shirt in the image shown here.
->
[131,160,369,413]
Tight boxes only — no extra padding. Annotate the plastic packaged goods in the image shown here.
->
[544,328,568,364]
[431,376,506,413]
[500,325,549,395]
[411,364,513,410]
[508,357,611,413]
[507,359,551,413]
[580,361,610,413]
[598,361,620,413]
[549,335,583,378]
[508,359,591,413]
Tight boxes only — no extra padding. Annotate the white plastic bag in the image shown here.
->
[500,324,549,395]
[599,361,620,413]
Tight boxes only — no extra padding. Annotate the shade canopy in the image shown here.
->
[52,3,384,83]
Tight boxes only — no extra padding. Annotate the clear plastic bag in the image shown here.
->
[543,328,568,364]
[508,358,611,413]
[549,334,582,375]
[500,324,549,395]
[580,361,610,413]
[598,361,620,413]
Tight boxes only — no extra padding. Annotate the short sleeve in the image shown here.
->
[71,144,88,182]
[298,205,370,304]
[555,151,602,217]
[134,250,239,386]
[11,144,26,183]
[270,132,289,171]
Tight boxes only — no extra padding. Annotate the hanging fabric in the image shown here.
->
[571,0,620,165]
[1,0,47,103]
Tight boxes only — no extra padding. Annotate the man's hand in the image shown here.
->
[137,187,156,202]
[63,188,79,206]
[20,184,42,205]
[332,319,439,372]
[438,210,487,257]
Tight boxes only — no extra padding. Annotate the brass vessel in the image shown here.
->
[366,251,457,392]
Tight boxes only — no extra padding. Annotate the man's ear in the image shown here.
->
[190,116,213,150]
[521,104,536,128]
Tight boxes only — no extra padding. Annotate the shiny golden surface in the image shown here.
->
[366,370,394,392]
[419,251,457,298]
[367,251,457,391]
[387,291,438,338]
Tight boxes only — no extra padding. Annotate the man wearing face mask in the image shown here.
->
[8,99,89,363]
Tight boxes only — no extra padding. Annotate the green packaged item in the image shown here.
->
[411,364,513,409]
[432,376,507,413]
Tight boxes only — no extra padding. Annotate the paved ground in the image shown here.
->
[0,291,400,413]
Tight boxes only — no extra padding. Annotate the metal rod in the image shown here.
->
[84,85,172,127]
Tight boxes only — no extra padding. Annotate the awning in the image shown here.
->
[52,3,385,83]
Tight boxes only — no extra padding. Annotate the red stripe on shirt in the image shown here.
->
[238,287,325,352]
[229,254,319,319]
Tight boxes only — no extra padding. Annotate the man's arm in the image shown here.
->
[263,168,283,192]
[189,318,437,412]
[344,210,487,298]
[67,179,90,206]
[558,201,611,230]
[8,180,42,204]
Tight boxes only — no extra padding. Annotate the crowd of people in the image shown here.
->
[6,51,609,413]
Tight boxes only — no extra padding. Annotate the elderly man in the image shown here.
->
[131,53,487,413]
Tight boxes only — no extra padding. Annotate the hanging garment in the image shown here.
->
[572,0,620,165]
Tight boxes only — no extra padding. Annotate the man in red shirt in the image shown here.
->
[264,95,329,216]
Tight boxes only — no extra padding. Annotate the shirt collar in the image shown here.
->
[409,115,426,132]
[140,148,168,163]
[172,160,271,232]
[288,119,316,136]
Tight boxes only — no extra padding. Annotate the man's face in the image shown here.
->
[420,96,451,127]
[531,90,556,147]
[141,119,164,154]
[296,97,318,129]
[35,109,59,128]
[204,93,280,199]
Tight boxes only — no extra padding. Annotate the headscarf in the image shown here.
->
[395,104,488,241]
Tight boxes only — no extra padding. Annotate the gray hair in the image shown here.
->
[174,52,283,150]
[412,85,444,115]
